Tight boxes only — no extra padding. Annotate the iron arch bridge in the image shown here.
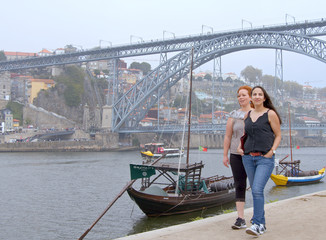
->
[1,19,326,71]
[114,31,326,132]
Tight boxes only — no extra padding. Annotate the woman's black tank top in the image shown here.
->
[244,110,274,155]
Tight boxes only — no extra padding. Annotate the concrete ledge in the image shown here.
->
[115,190,326,240]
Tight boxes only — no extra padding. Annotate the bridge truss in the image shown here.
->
[1,19,326,132]
[1,19,326,72]
[113,31,326,131]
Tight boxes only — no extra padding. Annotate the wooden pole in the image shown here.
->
[78,154,166,240]
[288,103,293,163]
[184,48,194,194]
[186,48,194,166]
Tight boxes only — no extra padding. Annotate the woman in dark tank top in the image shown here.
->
[239,86,282,237]
[244,110,275,155]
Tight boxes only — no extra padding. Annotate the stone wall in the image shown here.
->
[23,104,76,129]
[0,132,120,152]
[133,132,225,149]
[0,99,8,109]
[133,132,326,149]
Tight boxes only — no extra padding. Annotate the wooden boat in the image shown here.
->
[270,103,326,186]
[127,48,235,217]
[127,161,235,216]
[140,143,184,159]
[270,160,325,186]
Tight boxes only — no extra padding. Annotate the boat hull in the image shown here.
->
[270,168,325,186]
[127,187,235,217]
[140,151,184,159]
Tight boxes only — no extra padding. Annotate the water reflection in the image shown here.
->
[268,181,325,202]
[128,201,236,236]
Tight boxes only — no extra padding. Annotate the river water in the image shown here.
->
[1,147,325,240]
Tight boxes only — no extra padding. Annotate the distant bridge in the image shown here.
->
[1,18,326,71]
[1,18,326,132]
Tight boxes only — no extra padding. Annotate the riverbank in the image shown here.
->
[1,130,325,152]
[115,190,326,240]
[0,141,138,152]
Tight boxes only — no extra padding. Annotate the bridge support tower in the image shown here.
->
[101,105,113,131]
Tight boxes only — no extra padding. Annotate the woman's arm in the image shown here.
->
[264,110,282,158]
[237,112,249,156]
[223,117,233,167]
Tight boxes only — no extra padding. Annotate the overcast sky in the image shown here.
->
[1,0,326,87]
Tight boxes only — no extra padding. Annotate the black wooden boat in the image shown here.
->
[127,161,235,216]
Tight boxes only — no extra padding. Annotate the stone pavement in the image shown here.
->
[116,190,326,240]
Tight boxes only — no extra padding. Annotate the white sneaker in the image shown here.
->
[246,223,265,236]
[259,224,266,234]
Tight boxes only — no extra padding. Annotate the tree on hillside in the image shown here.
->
[240,65,262,85]
[261,74,275,89]
[55,65,85,107]
[283,81,303,98]
[261,74,283,91]
[129,62,151,75]
[204,74,212,81]
[93,69,101,76]
[172,92,209,116]
[0,51,7,61]
[318,87,326,98]
[6,101,23,122]
[64,44,78,53]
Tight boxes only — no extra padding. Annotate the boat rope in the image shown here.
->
[190,193,203,200]
[157,194,189,217]
[129,202,136,217]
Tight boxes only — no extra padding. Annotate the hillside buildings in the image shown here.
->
[1,49,326,133]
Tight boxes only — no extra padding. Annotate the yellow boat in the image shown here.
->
[271,104,326,186]
[270,167,325,186]
[140,143,184,159]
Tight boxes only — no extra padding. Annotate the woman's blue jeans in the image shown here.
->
[242,155,274,225]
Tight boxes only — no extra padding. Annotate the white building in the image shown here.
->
[0,71,11,101]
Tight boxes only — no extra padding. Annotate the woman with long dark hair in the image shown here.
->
[239,86,282,236]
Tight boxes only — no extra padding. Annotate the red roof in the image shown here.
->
[39,49,52,53]
[4,51,36,56]
[200,114,212,118]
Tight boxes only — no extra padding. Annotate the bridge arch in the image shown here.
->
[113,31,326,131]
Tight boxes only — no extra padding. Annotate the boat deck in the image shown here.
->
[144,161,204,172]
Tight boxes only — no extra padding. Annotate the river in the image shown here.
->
[1,147,325,240]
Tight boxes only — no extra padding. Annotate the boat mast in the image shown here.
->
[288,102,293,163]
[186,48,194,166]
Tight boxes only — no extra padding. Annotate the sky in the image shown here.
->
[1,0,326,87]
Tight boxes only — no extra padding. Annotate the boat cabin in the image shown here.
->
[143,143,162,153]
[139,161,206,195]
